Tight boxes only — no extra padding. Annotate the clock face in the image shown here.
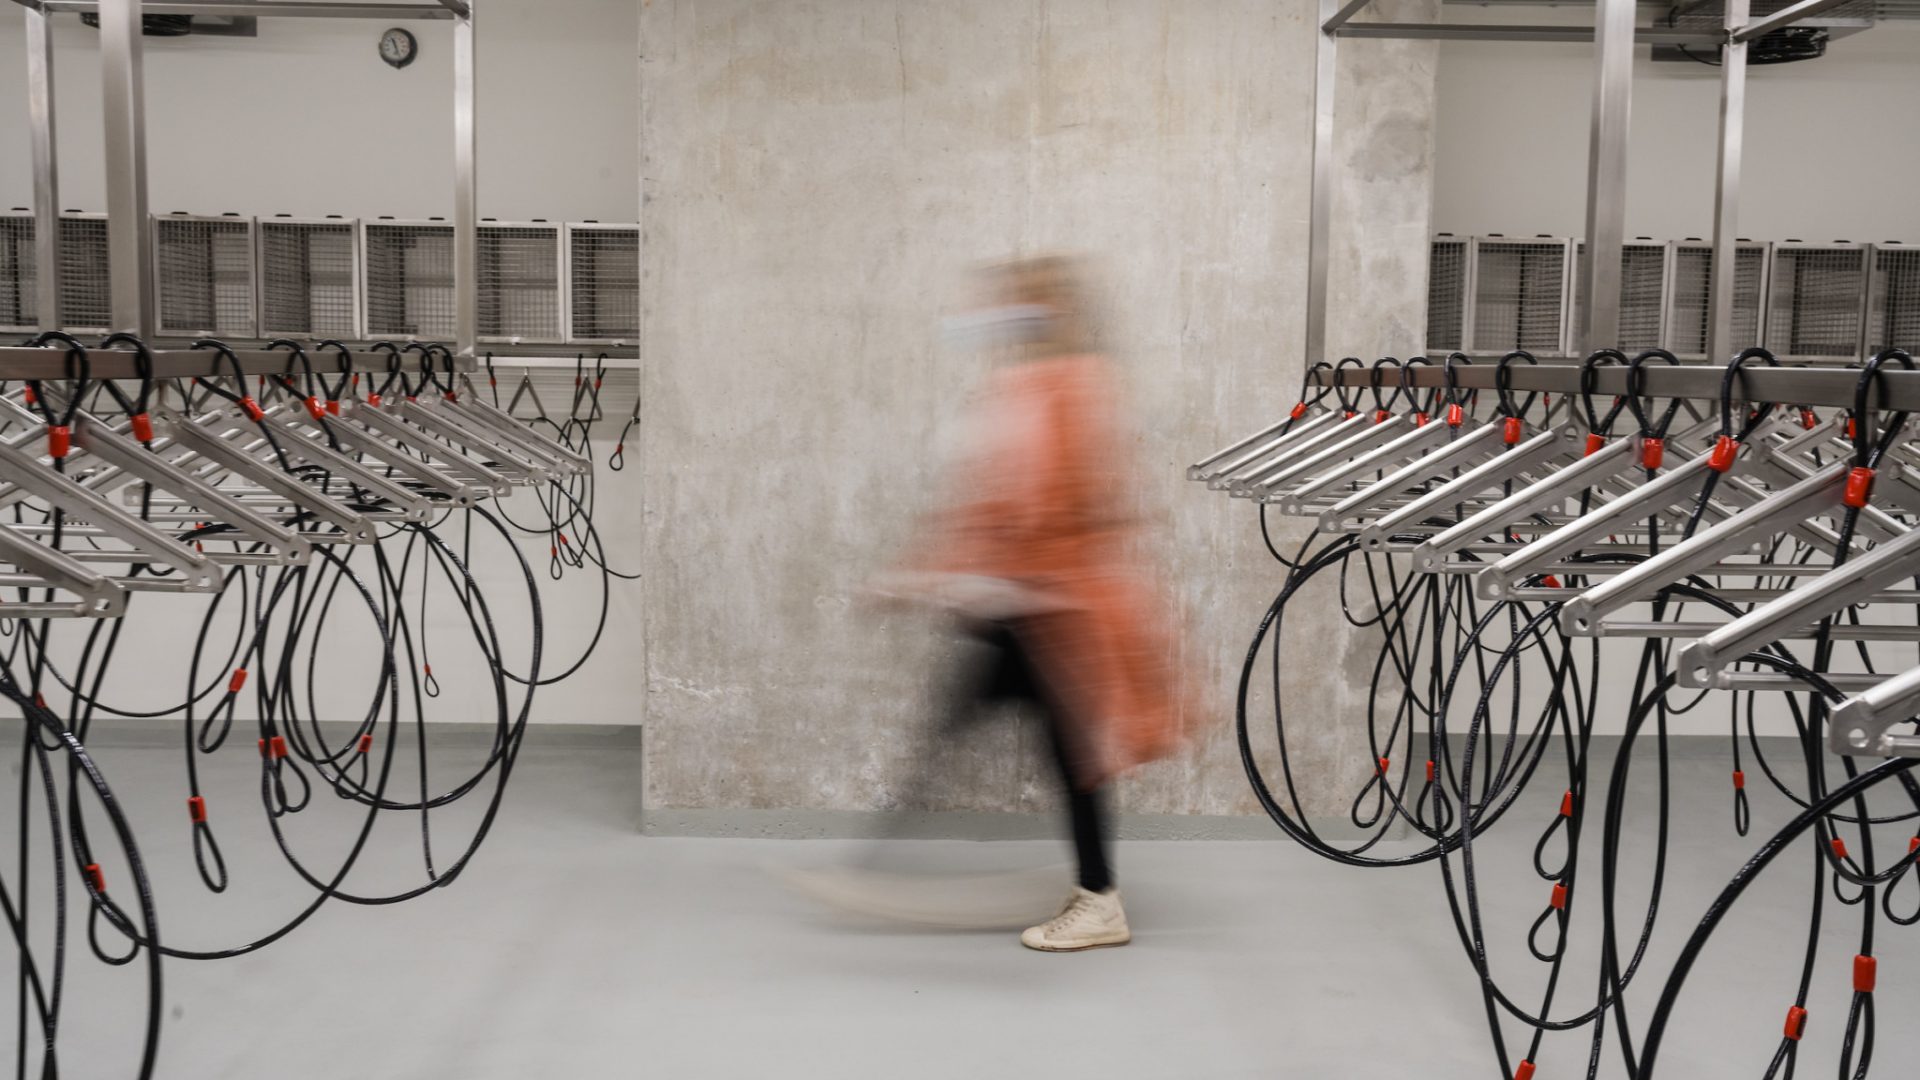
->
[379,27,417,69]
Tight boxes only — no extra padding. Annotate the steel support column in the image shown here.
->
[25,5,59,333]
[453,5,477,358]
[1304,0,1338,370]
[99,0,154,338]
[1576,0,1636,355]
[1707,0,1749,361]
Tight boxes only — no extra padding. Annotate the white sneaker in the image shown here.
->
[1020,886,1131,952]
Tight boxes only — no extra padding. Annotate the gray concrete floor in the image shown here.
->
[10,734,1918,1078]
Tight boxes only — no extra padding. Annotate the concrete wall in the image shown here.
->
[1432,10,1920,242]
[638,0,1439,818]
[0,1,637,221]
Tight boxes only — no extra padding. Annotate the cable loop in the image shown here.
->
[1494,350,1538,419]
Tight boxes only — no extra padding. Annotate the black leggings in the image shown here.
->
[956,622,1113,893]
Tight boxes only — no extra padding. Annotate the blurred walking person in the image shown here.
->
[877,256,1188,952]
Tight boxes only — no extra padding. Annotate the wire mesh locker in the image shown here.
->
[1470,237,1572,357]
[153,213,256,338]
[58,213,112,333]
[479,221,563,343]
[361,220,455,340]
[1764,242,1869,362]
[1665,240,1769,359]
[257,216,361,339]
[1866,243,1920,357]
[1568,240,1669,353]
[0,211,34,334]
[1426,235,1468,354]
[565,223,639,344]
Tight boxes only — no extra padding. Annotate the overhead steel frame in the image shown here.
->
[1311,0,1853,368]
[10,0,479,359]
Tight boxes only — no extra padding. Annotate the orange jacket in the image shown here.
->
[905,354,1188,787]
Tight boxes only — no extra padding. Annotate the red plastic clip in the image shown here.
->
[1446,403,1465,428]
[1843,467,1875,510]
[444,390,460,403]
[269,735,288,760]
[1846,417,1858,440]
[1343,409,1357,420]
[1832,836,1850,861]
[1413,412,1430,427]
[228,668,248,694]
[239,396,265,423]
[21,385,36,407]
[1550,883,1568,910]
[1733,770,1746,790]
[352,373,361,391]
[83,864,104,894]
[1376,756,1390,777]
[1513,1062,1536,1080]
[367,393,383,407]
[550,545,559,559]
[304,396,325,421]
[424,663,433,677]
[357,733,374,754]
[1290,402,1309,421]
[32,693,45,710]
[1425,759,1436,782]
[257,738,267,757]
[130,413,154,443]
[1560,790,1574,818]
[1784,1006,1808,1041]
[1584,433,1606,457]
[46,425,69,459]
[1910,836,1919,855]
[1799,407,1818,430]
[1854,955,1878,994]
[1373,408,1391,424]
[1541,575,1562,589]
[1503,417,1524,445]
[1708,435,1738,474]
[326,399,341,416]
[187,796,207,824]
[406,395,419,404]
[558,533,570,546]
[1640,437,1664,470]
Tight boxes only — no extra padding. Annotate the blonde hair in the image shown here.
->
[990,254,1093,357]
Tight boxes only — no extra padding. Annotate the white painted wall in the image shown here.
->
[1433,12,1920,243]
[0,1,637,222]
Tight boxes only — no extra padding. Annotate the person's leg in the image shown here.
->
[1042,709,1112,892]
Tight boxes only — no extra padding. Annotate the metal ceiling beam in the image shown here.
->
[1322,0,1374,32]
[436,0,468,17]
[1733,0,1865,40]
[38,1,457,17]
[1334,21,1726,43]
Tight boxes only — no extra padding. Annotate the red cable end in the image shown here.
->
[1799,407,1818,430]
[269,735,288,760]
[1640,437,1664,470]
[1708,435,1738,474]
[1584,432,1606,457]
[1289,401,1308,421]
[1784,1006,1809,1041]
[304,396,325,421]
[1550,883,1567,910]
[1843,466,1874,510]
[1514,1062,1535,1080]
[1373,408,1391,424]
[444,391,459,402]
[550,545,559,559]
[1425,759,1435,783]
[32,694,45,709]
[1560,790,1574,818]
[367,393,383,407]
[130,413,154,442]
[257,738,267,757]
[1733,770,1745,790]
[358,733,374,754]
[1832,837,1850,861]
[228,668,248,694]
[326,399,341,416]
[1343,409,1357,420]
[22,385,36,406]
[187,796,207,824]
[83,864,104,894]
[46,425,70,459]
[1910,836,1919,855]
[1446,403,1465,428]
[1376,756,1390,777]
[558,533,570,546]
[1846,417,1858,440]
[1541,575,1561,589]
[424,663,433,676]
[1503,417,1524,445]
[1413,412,1430,427]
[240,397,265,423]
[1854,955,1877,994]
